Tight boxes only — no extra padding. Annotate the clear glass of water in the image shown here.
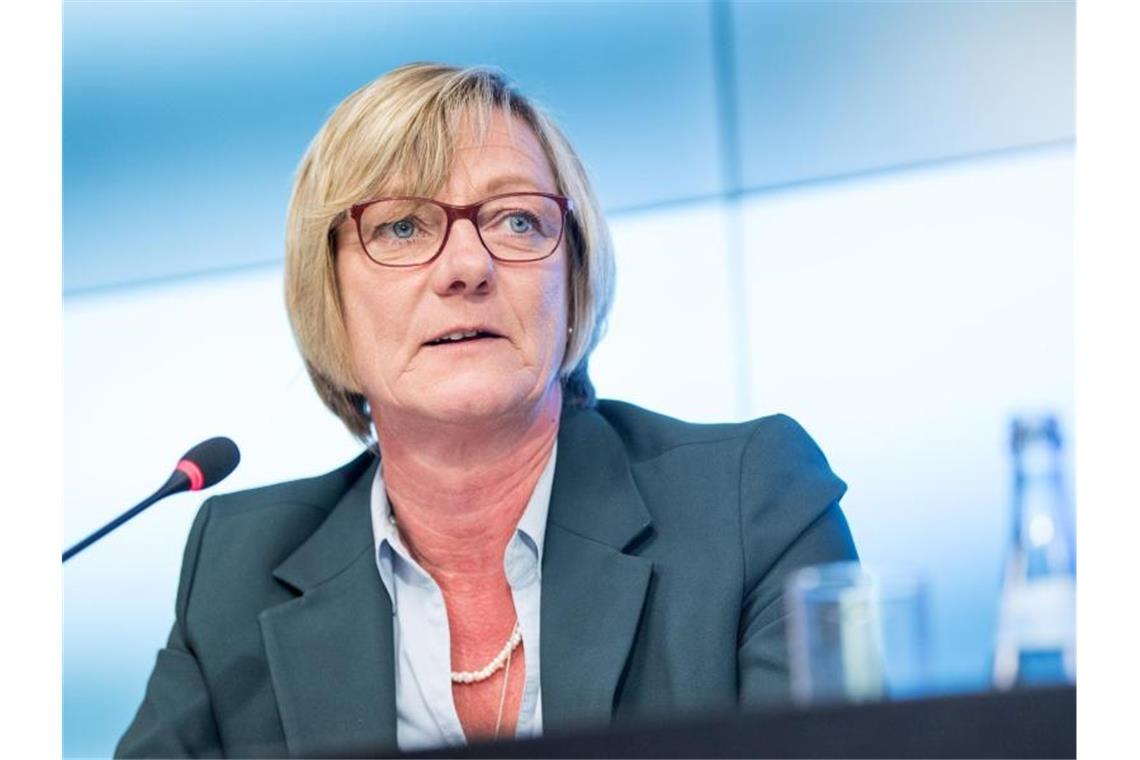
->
[785,562,931,705]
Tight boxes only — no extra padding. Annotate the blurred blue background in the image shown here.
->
[63,1,1074,756]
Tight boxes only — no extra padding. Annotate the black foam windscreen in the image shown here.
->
[180,436,241,489]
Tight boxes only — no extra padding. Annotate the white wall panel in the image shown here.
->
[741,146,1074,686]
[591,203,742,422]
[732,1,1074,188]
[63,268,361,755]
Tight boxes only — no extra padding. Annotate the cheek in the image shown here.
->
[336,259,406,386]
[336,261,373,349]
[533,263,570,363]
[335,269,375,388]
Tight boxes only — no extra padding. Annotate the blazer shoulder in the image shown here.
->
[593,399,765,461]
[592,399,847,536]
[589,399,851,575]
[181,450,376,596]
[593,399,830,465]
[737,413,851,582]
[740,413,840,482]
[736,411,847,515]
[174,450,377,630]
[206,449,376,518]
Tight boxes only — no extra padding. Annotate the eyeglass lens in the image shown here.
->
[358,195,564,265]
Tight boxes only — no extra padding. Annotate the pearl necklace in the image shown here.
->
[386,506,523,732]
[451,621,522,684]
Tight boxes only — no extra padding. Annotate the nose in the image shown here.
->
[430,217,494,296]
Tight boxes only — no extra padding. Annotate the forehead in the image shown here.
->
[335,111,558,236]
[444,111,558,195]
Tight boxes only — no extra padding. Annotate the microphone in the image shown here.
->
[62,437,240,562]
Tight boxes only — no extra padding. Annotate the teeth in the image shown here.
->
[437,330,481,342]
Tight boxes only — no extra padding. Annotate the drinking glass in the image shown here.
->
[785,562,930,705]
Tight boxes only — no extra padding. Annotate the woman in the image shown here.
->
[117,63,857,758]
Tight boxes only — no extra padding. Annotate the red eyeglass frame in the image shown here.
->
[347,191,575,267]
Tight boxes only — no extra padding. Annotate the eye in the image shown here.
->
[507,213,536,234]
[390,219,417,239]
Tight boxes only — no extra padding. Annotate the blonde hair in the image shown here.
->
[284,63,615,440]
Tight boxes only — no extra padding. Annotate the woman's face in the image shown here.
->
[334,113,569,428]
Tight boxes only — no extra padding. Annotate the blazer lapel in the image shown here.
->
[541,406,655,733]
[259,455,399,758]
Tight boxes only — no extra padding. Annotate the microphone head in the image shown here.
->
[175,436,241,491]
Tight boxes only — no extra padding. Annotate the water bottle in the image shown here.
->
[992,414,1076,689]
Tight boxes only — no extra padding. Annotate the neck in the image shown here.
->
[374,386,561,581]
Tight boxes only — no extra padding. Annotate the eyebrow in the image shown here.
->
[481,174,554,196]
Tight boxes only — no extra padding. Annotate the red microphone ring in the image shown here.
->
[176,459,206,491]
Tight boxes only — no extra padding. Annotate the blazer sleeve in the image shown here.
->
[115,499,224,759]
[735,415,859,709]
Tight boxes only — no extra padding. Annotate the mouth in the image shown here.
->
[423,328,505,347]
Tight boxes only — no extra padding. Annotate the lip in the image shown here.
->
[422,325,505,346]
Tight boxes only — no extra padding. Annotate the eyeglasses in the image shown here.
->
[348,192,574,267]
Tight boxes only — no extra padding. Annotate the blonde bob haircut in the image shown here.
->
[284,63,615,441]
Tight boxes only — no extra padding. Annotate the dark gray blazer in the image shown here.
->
[117,400,857,758]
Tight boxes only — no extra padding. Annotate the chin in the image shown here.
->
[415,376,544,425]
